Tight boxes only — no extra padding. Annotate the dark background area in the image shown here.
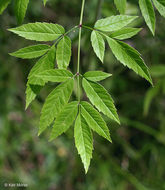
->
[0,0,165,189]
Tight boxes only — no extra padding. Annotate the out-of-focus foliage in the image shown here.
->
[0,0,165,189]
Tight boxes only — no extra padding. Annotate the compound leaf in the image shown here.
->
[91,30,105,62]
[39,78,74,135]
[106,37,152,85]
[110,27,142,40]
[50,101,78,141]
[139,0,156,35]
[82,78,120,124]
[95,15,138,32]
[84,71,112,82]
[80,101,111,142]
[26,46,56,109]
[74,112,93,173]
[153,0,165,18]
[10,44,50,59]
[0,0,11,15]
[30,69,73,84]
[56,36,72,69]
[9,22,65,41]
[114,0,127,14]
[15,0,29,24]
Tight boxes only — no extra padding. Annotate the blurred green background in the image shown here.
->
[0,0,165,189]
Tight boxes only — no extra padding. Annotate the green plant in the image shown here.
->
[1,0,165,173]
[114,0,165,35]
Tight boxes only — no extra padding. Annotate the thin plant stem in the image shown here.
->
[54,25,78,46]
[77,0,86,102]
[64,25,79,36]
[82,25,94,31]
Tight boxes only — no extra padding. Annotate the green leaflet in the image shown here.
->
[25,46,56,109]
[15,0,29,24]
[153,0,165,18]
[139,0,156,35]
[80,101,111,142]
[82,78,120,124]
[9,22,65,41]
[10,44,50,59]
[50,101,78,141]
[30,69,73,84]
[0,0,11,15]
[56,36,72,69]
[25,84,42,109]
[110,27,142,40]
[114,0,127,14]
[84,71,112,82]
[28,47,56,86]
[74,112,93,173]
[94,15,138,32]
[39,78,74,135]
[106,37,153,85]
[43,0,48,6]
[91,30,105,63]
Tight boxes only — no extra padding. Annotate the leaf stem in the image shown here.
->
[82,25,102,33]
[82,25,94,31]
[54,25,78,46]
[65,25,79,36]
[77,0,86,102]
